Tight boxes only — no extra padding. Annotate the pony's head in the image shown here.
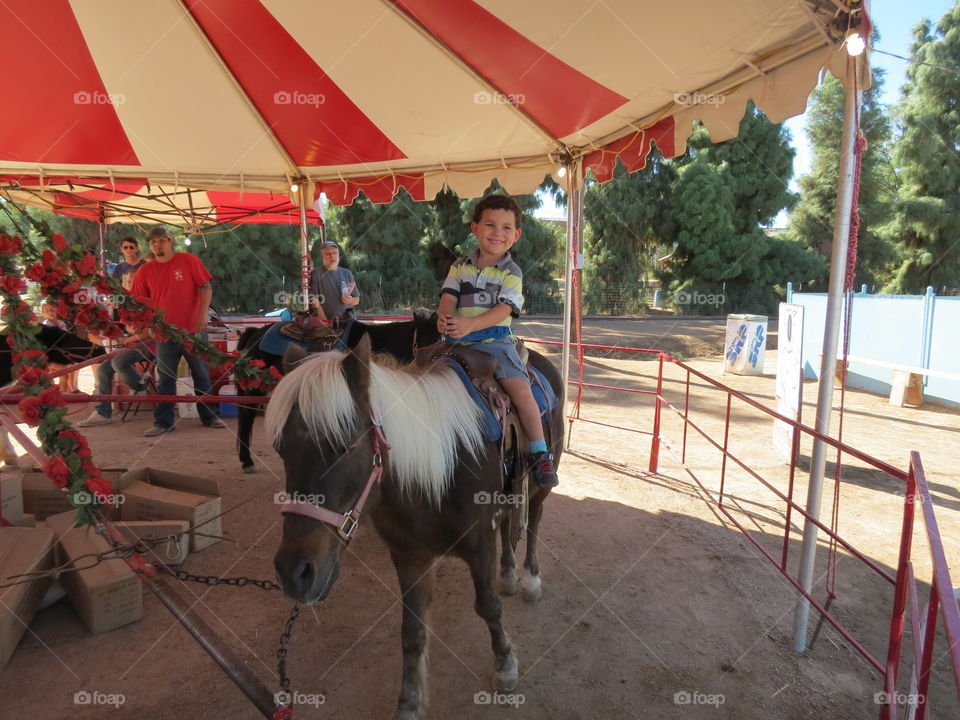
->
[37,325,106,365]
[268,335,483,604]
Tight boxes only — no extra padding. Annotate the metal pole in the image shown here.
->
[792,55,861,652]
[297,180,311,311]
[561,162,583,412]
[98,205,107,274]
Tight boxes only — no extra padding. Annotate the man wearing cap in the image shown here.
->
[308,241,360,323]
[131,226,226,436]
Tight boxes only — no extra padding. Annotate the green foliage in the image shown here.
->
[787,67,896,288]
[886,6,960,294]
[583,153,676,313]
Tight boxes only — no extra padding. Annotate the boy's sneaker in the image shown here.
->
[532,452,558,488]
[77,411,112,427]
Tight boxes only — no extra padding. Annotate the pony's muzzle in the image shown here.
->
[274,540,341,604]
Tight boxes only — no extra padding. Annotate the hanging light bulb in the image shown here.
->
[557,166,567,178]
[846,32,866,57]
[183,237,191,246]
[290,181,300,193]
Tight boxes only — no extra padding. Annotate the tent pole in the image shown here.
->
[792,55,861,653]
[297,181,311,312]
[561,161,583,417]
[98,205,107,274]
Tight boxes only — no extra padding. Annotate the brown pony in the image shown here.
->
[269,336,563,719]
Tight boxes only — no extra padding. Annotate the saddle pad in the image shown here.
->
[442,359,503,443]
[259,321,310,356]
[529,366,559,417]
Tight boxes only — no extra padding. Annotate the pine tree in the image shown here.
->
[787,68,896,288]
[583,152,677,313]
[887,6,960,294]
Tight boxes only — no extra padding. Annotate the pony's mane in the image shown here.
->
[265,352,484,506]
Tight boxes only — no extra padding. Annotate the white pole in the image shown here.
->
[792,55,861,652]
[561,162,583,411]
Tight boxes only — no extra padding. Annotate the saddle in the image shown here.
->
[259,311,351,355]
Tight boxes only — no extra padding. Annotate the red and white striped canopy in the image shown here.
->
[0,0,867,225]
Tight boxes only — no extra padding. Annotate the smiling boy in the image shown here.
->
[437,194,558,487]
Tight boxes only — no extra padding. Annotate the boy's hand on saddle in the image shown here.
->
[440,314,472,339]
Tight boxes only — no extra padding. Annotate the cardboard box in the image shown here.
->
[0,527,56,670]
[0,473,23,523]
[10,514,35,528]
[119,468,221,552]
[44,512,142,635]
[19,469,129,521]
[112,521,189,566]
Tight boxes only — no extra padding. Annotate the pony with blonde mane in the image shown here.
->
[270,336,563,720]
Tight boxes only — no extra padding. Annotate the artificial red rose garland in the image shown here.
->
[0,230,281,525]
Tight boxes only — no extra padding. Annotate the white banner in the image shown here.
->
[773,304,804,462]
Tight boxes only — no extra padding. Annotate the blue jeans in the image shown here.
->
[94,343,155,418]
[154,335,218,429]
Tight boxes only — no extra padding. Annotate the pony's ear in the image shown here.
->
[282,343,308,373]
[342,333,372,401]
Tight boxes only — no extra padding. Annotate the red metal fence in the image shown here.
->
[545,340,960,719]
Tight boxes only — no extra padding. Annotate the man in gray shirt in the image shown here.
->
[309,241,360,322]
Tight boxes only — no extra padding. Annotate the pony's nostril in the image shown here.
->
[293,559,314,592]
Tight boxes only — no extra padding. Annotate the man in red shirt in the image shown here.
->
[131,226,227,436]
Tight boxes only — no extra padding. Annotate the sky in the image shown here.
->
[535,1,957,224]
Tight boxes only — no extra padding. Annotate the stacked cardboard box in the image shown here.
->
[45,512,142,635]
[0,527,56,669]
[13,468,130,521]
[120,468,221,552]
[0,472,23,524]
[112,520,189,565]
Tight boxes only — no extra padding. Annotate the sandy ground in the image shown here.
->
[0,317,957,720]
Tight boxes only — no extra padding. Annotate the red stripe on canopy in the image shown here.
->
[583,117,677,182]
[206,190,322,225]
[392,0,628,139]
[316,174,425,206]
[0,0,138,166]
[185,0,406,167]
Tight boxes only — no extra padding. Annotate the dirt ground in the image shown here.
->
[1,317,957,720]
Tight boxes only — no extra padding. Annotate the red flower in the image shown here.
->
[52,234,68,252]
[43,455,70,489]
[39,386,67,407]
[268,366,283,380]
[15,364,46,387]
[41,249,57,267]
[19,396,44,426]
[12,349,45,365]
[85,477,113,500]
[73,253,98,278]
[251,359,266,369]
[60,430,92,460]
[0,276,25,295]
[0,234,22,255]
[82,460,99,477]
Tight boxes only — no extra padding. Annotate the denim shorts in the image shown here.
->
[467,337,527,380]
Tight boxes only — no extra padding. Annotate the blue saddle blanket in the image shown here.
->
[443,359,559,443]
[259,312,351,356]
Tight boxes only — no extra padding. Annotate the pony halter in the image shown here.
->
[280,416,389,542]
